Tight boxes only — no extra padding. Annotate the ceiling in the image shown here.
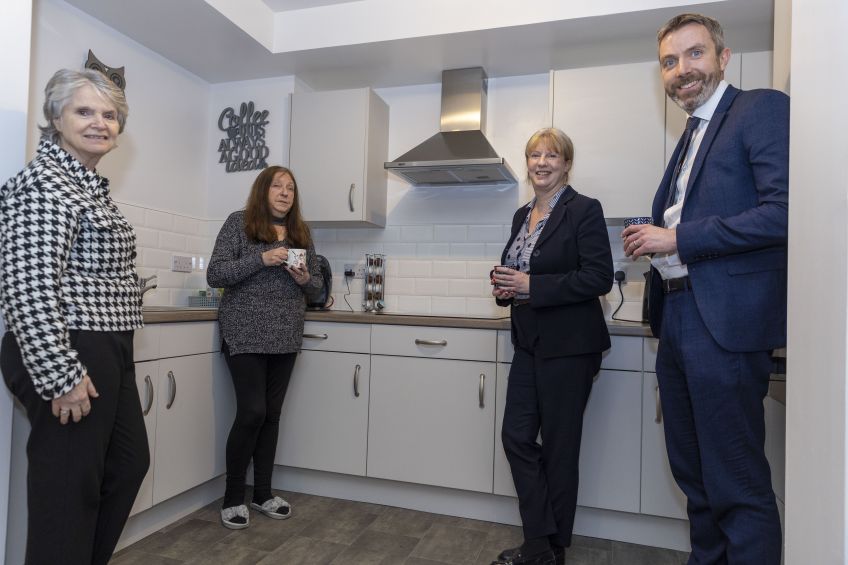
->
[62,0,775,90]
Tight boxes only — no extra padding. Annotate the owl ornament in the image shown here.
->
[85,50,126,90]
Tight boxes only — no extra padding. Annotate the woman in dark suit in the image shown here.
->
[491,128,613,565]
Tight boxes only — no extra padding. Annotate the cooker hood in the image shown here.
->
[384,67,517,186]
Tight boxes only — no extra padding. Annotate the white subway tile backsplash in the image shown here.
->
[466,297,507,317]
[382,243,418,257]
[134,227,159,248]
[432,261,467,278]
[449,279,489,297]
[450,243,488,258]
[431,296,466,315]
[468,225,505,243]
[467,261,496,279]
[117,203,146,225]
[311,228,337,242]
[434,225,467,242]
[142,249,172,270]
[159,232,188,252]
[315,241,354,259]
[415,278,449,296]
[145,209,175,232]
[486,243,506,257]
[156,270,187,289]
[416,243,451,257]
[397,295,430,313]
[401,225,434,242]
[396,260,432,278]
[385,277,415,295]
[187,235,211,255]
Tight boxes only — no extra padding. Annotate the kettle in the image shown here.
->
[306,254,333,310]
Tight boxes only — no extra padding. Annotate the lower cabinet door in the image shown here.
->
[152,352,235,505]
[493,363,516,497]
[640,371,688,519]
[367,356,496,493]
[129,360,158,516]
[275,350,370,476]
[577,369,643,513]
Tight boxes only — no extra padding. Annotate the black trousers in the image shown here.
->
[222,343,296,508]
[1,330,149,565]
[502,305,600,547]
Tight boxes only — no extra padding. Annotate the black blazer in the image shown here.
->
[499,186,613,358]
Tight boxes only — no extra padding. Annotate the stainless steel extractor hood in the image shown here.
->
[384,67,517,186]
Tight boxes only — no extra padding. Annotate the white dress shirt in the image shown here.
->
[652,80,729,280]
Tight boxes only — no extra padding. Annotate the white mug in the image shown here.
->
[287,248,306,269]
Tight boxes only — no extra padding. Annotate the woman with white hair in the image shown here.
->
[0,68,149,565]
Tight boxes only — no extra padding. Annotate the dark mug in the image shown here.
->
[490,265,512,288]
[623,216,653,228]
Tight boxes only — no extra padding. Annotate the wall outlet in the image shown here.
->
[171,255,193,273]
[343,262,366,279]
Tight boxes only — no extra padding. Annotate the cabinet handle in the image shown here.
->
[479,373,485,408]
[167,370,176,409]
[654,385,662,423]
[348,183,355,212]
[415,339,447,346]
[303,333,329,340]
[353,364,361,398]
[143,374,154,416]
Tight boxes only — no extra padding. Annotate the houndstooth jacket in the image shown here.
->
[0,140,143,400]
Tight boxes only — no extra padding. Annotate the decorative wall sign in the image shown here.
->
[217,101,270,173]
[85,50,126,90]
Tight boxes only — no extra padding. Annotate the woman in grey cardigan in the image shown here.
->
[207,165,322,529]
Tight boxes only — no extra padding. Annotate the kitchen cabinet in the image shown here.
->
[276,349,370,476]
[553,61,666,218]
[130,360,158,516]
[129,323,235,510]
[641,338,688,519]
[367,324,497,493]
[493,362,515,497]
[367,354,496,492]
[290,87,389,227]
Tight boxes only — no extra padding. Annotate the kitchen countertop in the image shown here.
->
[141,307,654,337]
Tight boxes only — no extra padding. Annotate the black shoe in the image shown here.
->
[491,547,557,565]
[496,545,564,564]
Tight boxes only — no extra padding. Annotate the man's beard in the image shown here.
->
[668,68,722,113]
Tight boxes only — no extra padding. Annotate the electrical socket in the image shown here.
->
[343,262,366,279]
[171,255,193,273]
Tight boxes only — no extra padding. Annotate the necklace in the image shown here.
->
[271,215,287,225]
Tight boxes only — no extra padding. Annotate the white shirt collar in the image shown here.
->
[690,80,728,122]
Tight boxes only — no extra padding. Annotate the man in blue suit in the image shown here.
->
[622,13,788,564]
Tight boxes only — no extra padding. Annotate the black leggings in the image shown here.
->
[222,343,296,508]
[1,330,149,565]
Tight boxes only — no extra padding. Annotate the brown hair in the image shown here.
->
[524,127,574,185]
[243,166,312,248]
[657,13,725,56]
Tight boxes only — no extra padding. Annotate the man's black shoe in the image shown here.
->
[490,547,557,565]
[496,545,564,564]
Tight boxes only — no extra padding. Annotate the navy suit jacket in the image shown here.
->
[649,85,790,351]
[499,186,613,358]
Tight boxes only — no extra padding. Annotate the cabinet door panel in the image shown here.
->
[130,360,158,516]
[553,62,665,218]
[367,356,496,492]
[291,89,368,222]
[640,371,688,519]
[577,369,642,513]
[276,350,370,476]
[152,353,235,505]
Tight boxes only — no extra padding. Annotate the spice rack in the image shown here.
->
[363,253,386,312]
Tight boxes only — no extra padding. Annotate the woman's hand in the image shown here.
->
[492,286,516,300]
[52,374,98,425]
[492,267,530,295]
[262,247,288,267]
[286,263,311,286]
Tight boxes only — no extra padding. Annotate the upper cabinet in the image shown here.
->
[290,88,389,227]
[553,61,666,219]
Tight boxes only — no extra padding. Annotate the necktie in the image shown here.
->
[665,116,701,210]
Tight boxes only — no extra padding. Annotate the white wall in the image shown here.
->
[0,2,33,558]
[207,76,297,219]
[785,0,848,562]
[29,0,210,216]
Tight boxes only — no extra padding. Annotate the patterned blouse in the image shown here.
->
[0,140,143,400]
[504,185,567,299]
[206,210,323,355]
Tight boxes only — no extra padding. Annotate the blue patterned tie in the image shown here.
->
[665,116,701,211]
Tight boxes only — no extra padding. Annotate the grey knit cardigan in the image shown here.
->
[206,210,323,355]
